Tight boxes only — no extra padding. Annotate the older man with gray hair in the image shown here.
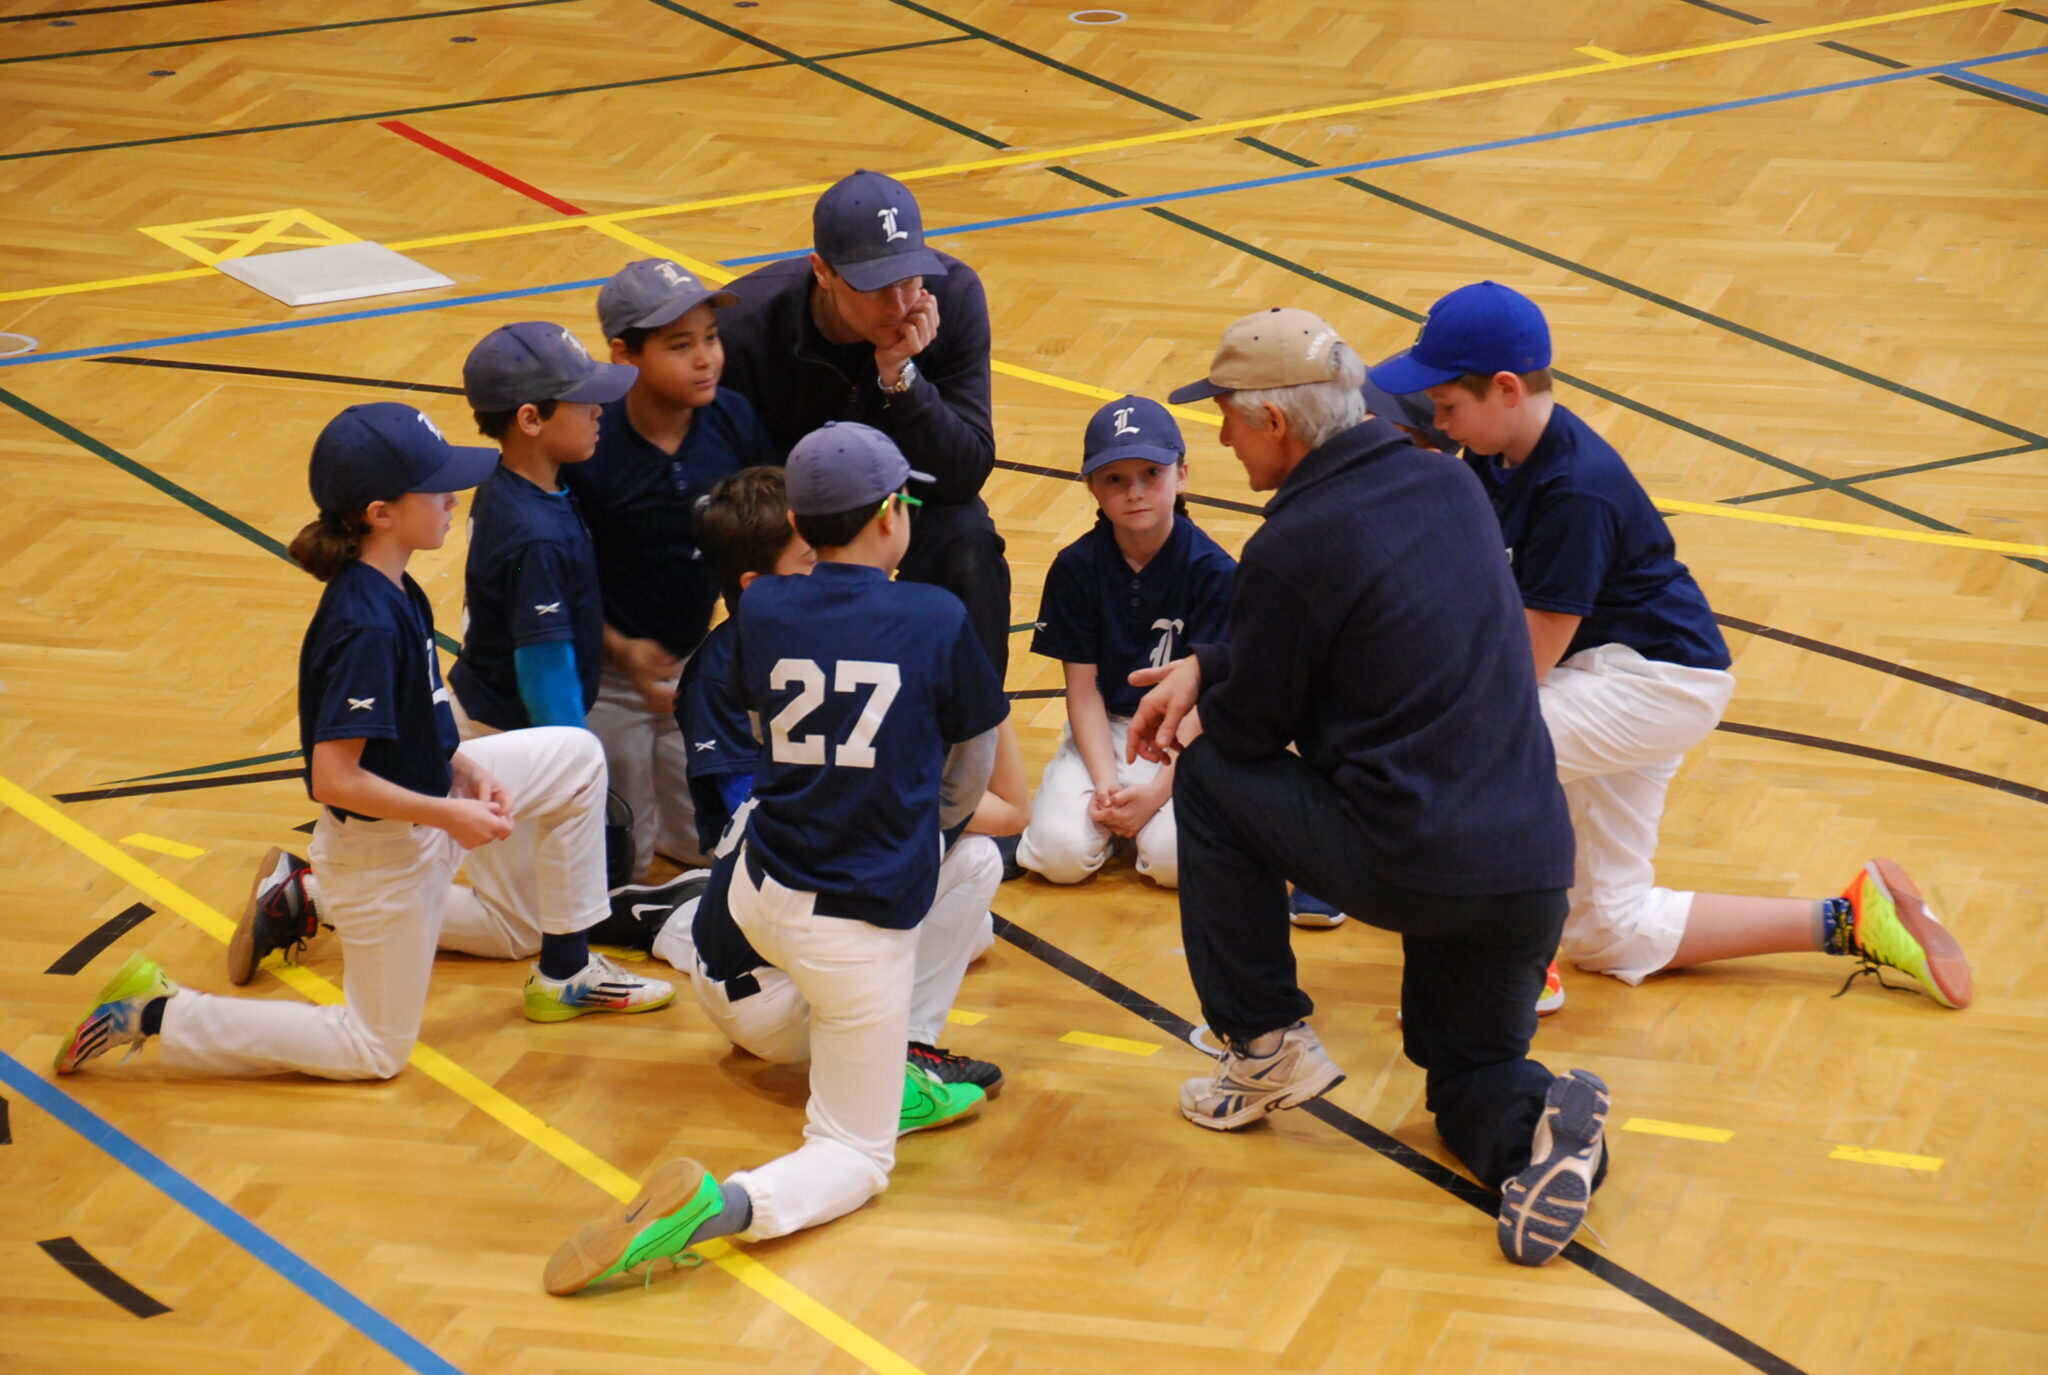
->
[1128,307,1610,1265]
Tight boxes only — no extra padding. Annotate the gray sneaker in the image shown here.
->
[1179,1021,1346,1131]
[1498,1069,1609,1266]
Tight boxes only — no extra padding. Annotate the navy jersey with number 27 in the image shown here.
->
[735,561,1009,930]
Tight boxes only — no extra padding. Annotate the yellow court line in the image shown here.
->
[1829,1144,1944,1172]
[1060,1030,1161,1057]
[1655,498,2048,558]
[0,0,2008,308]
[120,833,207,859]
[1620,1117,1735,1144]
[945,1009,988,1026]
[0,773,928,1375]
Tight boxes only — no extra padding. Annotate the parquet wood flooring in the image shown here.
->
[4,1,2046,1372]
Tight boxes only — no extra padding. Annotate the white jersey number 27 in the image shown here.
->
[767,658,902,769]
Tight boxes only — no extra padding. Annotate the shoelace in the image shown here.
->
[1832,963,1916,1000]
[641,1252,704,1289]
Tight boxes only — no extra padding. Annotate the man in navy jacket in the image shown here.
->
[1133,307,1607,1267]
[717,170,1011,676]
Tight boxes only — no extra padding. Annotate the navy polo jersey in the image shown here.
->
[733,562,1009,929]
[1032,515,1236,717]
[1466,405,1730,670]
[298,561,459,811]
[449,465,605,730]
[564,391,776,657]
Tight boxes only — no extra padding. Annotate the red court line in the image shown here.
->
[377,119,588,215]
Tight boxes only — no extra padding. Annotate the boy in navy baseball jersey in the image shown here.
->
[57,403,666,1083]
[574,259,778,880]
[1371,282,1971,1009]
[544,422,1011,1295]
[1016,395,1233,891]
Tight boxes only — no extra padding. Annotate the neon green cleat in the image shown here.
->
[899,1061,985,1136]
[55,952,175,1075]
[1835,859,1972,1009]
[544,1158,724,1295]
[523,952,673,1023]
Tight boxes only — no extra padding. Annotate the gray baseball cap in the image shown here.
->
[597,259,739,341]
[813,170,949,292]
[462,321,637,412]
[1361,356,1456,453]
[785,422,935,515]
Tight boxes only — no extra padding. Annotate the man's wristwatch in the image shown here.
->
[879,359,918,395]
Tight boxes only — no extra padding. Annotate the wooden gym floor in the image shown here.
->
[2,1,2045,1371]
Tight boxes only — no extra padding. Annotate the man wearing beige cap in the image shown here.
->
[1128,307,1611,1266]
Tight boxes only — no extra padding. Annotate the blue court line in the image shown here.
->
[1943,70,2048,102]
[0,1050,467,1375]
[717,44,2048,263]
[3,44,2041,371]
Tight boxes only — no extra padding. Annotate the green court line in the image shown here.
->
[1725,443,2048,504]
[0,386,464,652]
[0,33,973,162]
[0,0,573,66]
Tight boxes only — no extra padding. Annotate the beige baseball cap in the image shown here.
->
[1168,307,1347,403]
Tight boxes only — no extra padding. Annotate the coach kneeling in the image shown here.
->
[1132,307,1610,1266]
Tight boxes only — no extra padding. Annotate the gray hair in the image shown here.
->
[1222,342,1367,451]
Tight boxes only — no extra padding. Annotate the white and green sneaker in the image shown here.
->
[899,1061,985,1136]
[54,951,174,1075]
[544,1158,726,1295]
[523,952,673,1023]
[1835,859,1972,1009]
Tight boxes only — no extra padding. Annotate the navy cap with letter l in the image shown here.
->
[1081,395,1185,475]
[813,169,950,292]
[309,403,498,517]
[784,421,936,515]
[1361,356,1457,453]
[1367,281,1552,395]
[462,321,638,412]
[597,258,739,341]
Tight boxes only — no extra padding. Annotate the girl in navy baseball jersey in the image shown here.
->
[573,259,778,881]
[1372,281,1971,1011]
[544,423,1010,1295]
[1015,395,1234,890]
[55,403,666,1082]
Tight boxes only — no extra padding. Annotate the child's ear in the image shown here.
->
[516,402,546,436]
[1493,371,1524,406]
[363,499,395,529]
[738,569,760,592]
[608,337,634,365]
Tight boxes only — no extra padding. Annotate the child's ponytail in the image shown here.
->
[289,508,372,582]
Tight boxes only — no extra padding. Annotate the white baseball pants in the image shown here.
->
[653,836,1002,1064]
[721,846,916,1241]
[1539,642,1736,984]
[157,727,610,1079]
[1016,720,1178,888]
[586,661,705,879]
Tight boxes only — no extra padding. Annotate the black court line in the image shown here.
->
[0,0,225,22]
[1674,0,1770,23]
[1006,687,1064,700]
[46,903,154,975]
[0,33,972,162]
[882,0,1201,120]
[0,1095,10,1145]
[93,357,2041,725]
[37,1237,171,1318]
[1824,38,2048,112]
[0,0,572,65]
[1718,721,2048,804]
[1724,442,2046,504]
[54,768,302,803]
[2013,9,2048,25]
[110,748,302,784]
[991,914,1807,1375]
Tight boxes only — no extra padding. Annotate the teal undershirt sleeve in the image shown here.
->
[514,640,586,727]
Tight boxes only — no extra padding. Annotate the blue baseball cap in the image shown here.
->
[309,403,497,516]
[1081,395,1184,476]
[813,170,949,292]
[785,421,935,515]
[597,258,738,341]
[1367,281,1552,395]
[462,321,637,412]
[1360,359,1456,453]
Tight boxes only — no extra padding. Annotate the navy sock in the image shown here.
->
[1814,897,1852,954]
[139,996,167,1037]
[538,931,590,981]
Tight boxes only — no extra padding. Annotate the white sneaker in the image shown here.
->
[524,952,674,1023]
[1179,1022,1346,1130]
[1498,1069,1609,1266]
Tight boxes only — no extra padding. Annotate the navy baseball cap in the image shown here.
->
[462,321,637,412]
[597,258,739,341]
[1368,281,1551,395]
[309,403,498,516]
[785,421,935,515]
[1361,359,1456,453]
[813,170,949,292]
[1081,395,1185,476]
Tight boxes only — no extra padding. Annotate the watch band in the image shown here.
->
[879,359,918,395]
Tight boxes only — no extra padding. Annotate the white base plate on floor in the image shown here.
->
[213,241,453,307]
